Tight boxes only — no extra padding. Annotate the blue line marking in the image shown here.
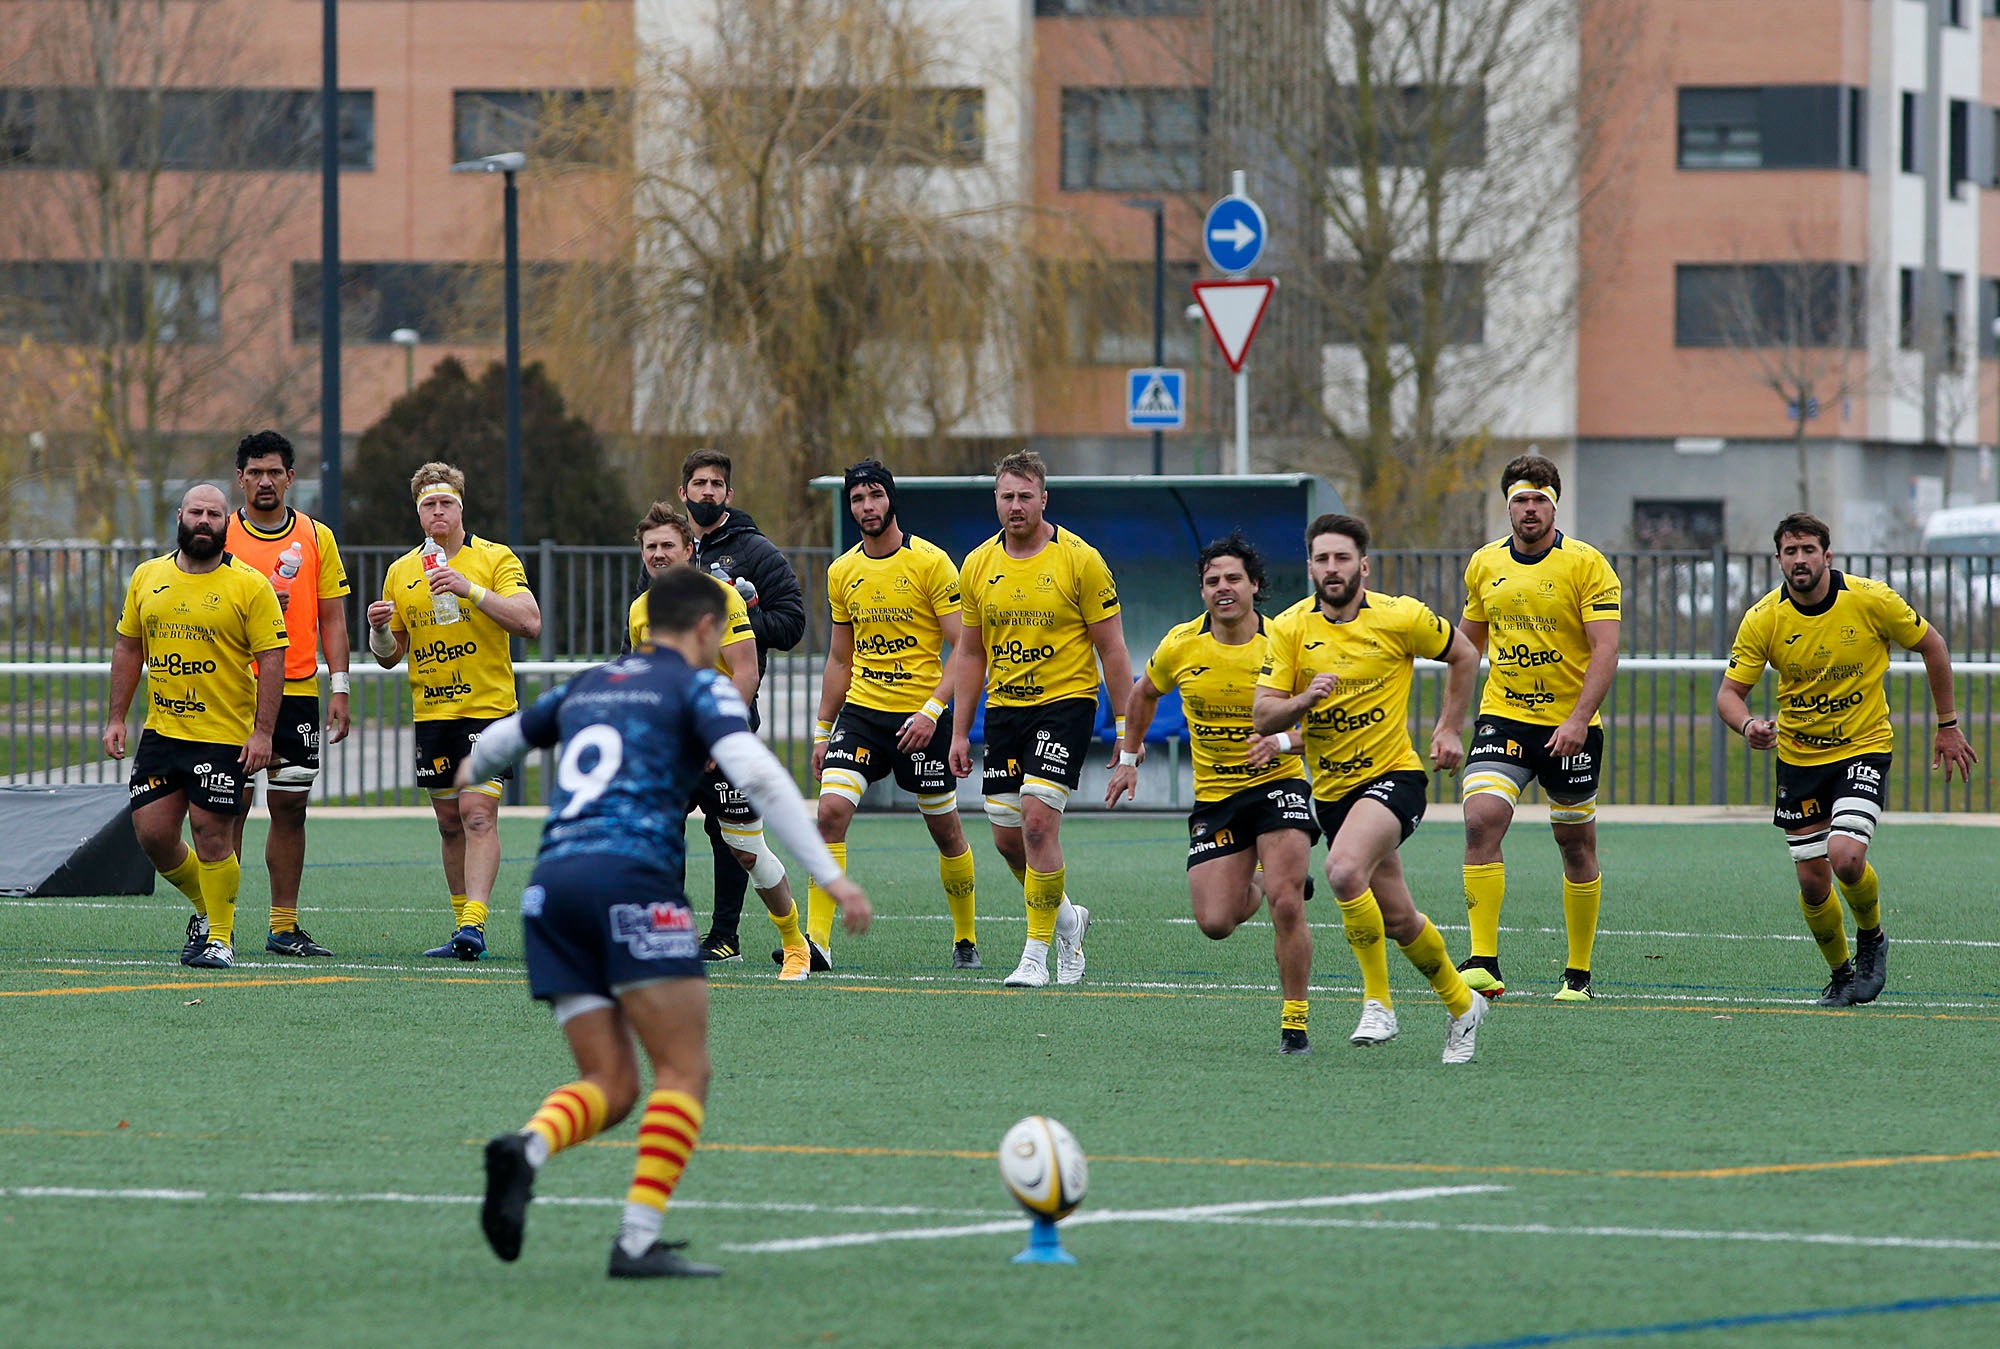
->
[1438,1292,2000,1349]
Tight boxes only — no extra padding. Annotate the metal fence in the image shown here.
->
[6,542,1999,811]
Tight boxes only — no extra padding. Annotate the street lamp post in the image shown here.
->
[1123,197,1166,475]
[319,0,342,535]
[449,150,527,552]
[390,327,419,394]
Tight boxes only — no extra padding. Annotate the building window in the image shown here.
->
[1979,277,2000,358]
[453,90,622,166]
[1035,1,1203,12]
[1323,261,1486,347]
[1060,88,1206,192]
[1902,91,1921,174]
[1947,0,1966,26]
[1060,261,1200,365]
[0,88,372,171]
[1676,86,1863,170]
[0,261,220,344]
[1633,500,1724,551]
[1899,268,1967,356]
[1674,263,1865,349]
[290,261,627,345]
[1328,84,1486,169]
[1950,99,1970,195]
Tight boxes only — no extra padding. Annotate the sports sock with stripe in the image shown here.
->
[940,848,977,944]
[197,854,241,947]
[161,848,205,917]
[1399,917,1474,1018]
[1024,866,1064,944]
[1464,862,1505,959]
[1562,874,1601,973]
[1837,864,1881,933]
[521,1080,610,1169]
[806,842,845,948]
[1281,999,1309,1035]
[1336,889,1392,1007]
[1799,891,1851,968]
[620,1090,705,1257]
[450,893,469,928]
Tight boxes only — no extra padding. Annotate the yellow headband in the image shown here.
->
[1506,480,1557,508]
[416,485,463,507]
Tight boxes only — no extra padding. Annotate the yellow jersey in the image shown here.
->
[117,552,289,744]
[626,575,753,677]
[1724,571,1928,766]
[381,535,529,721]
[1259,592,1454,801]
[828,535,962,714]
[958,526,1120,707]
[223,508,349,696]
[1461,531,1621,727]
[1145,613,1305,802]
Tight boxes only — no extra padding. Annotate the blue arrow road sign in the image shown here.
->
[1203,194,1266,274]
[1127,368,1186,430]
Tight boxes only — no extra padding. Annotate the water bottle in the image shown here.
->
[270,542,302,599]
[420,538,462,624]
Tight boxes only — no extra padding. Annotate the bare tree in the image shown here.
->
[628,0,1043,539]
[0,0,316,537]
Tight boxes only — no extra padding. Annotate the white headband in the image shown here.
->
[416,485,463,507]
[1506,480,1557,507]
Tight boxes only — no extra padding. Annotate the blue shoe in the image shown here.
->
[451,924,486,961]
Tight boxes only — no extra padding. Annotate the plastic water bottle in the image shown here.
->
[420,538,462,624]
[271,542,302,598]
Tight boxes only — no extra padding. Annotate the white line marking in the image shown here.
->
[4,1186,206,1201]
[722,1184,1507,1253]
[1195,1214,2000,1252]
[0,1186,1006,1219]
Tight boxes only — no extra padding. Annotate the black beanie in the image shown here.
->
[843,459,898,521]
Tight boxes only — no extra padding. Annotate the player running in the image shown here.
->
[223,430,350,957]
[1106,532,1316,1053]
[624,502,814,980]
[1457,454,1621,1001]
[365,462,542,961]
[1254,513,1490,1063]
[808,460,980,969]
[468,565,870,1278]
[1716,512,1976,1007]
[949,451,1132,988]
[102,484,288,969]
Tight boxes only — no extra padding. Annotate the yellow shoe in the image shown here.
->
[1552,968,1592,1002]
[1457,958,1505,998]
[778,945,811,982]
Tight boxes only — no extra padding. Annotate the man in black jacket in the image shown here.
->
[680,449,808,960]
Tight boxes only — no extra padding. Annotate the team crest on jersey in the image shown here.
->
[610,902,699,960]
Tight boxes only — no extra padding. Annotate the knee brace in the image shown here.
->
[1020,776,1071,814]
[984,792,1024,829]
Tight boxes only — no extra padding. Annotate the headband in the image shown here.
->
[1506,480,1557,508]
[416,485,463,506]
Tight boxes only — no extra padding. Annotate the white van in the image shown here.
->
[1921,504,2000,554]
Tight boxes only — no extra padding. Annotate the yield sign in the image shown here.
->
[1191,278,1277,374]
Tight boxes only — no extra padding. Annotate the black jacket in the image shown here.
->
[692,509,805,673]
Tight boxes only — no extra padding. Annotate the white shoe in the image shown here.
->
[1349,998,1399,1045]
[1054,904,1089,985]
[1443,991,1489,1064]
[1004,951,1050,988]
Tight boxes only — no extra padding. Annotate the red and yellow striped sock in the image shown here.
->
[627,1089,704,1212]
[522,1080,610,1167]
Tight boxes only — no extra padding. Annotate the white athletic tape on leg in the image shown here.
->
[916,791,960,817]
[424,786,459,803]
[743,834,787,889]
[1788,828,1832,862]
[1548,797,1597,825]
[1829,797,1880,844]
[1021,777,1070,813]
[462,780,505,800]
[819,767,867,807]
[551,993,615,1027]
[983,793,1023,829]
[269,761,318,790]
[1461,771,1523,805]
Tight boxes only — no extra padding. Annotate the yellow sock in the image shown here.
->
[1800,891,1851,968]
[768,899,804,949]
[1838,864,1881,932]
[1009,863,1027,892]
[523,1079,609,1159]
[940,848,977,944]
[1025,866,1064,943]
[1336,889,1392,1007]
[450,893,468,927]
[1400,918,1474,1018]
[196,854,241,947]
[1562,874,1601,972]
[1464,862,1505,959]
[1281,999,1309,1034]
[461,899,488,929]
[269,905,298,935]
[806,842,845,948]
[627,1089,704,1212]
[161,849,204,916]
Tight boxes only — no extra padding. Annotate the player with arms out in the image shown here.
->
[624,502,814,979]
[469,566,870,1277]
[365,462,542,960]
[1107,532,1316,1053]
[950,451,1133,988]
[102,484,287,968]
[223,430,350,957]
[1716,512,1975,1006]
[808,460,981,969]
[1254,513,1490,1062]
[1457,454,1621,1001]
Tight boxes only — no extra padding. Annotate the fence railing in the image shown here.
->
[7,543,1999,811]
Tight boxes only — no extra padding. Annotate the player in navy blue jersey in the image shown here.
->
[459,565,870,1279]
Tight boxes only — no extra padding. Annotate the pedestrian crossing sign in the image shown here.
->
[1126,368,1186,430]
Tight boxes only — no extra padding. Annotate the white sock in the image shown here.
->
[521,1130,550,1170]
[618,1202,663,1257]
[1020,938,1050,964]
[1055,900,1080,938]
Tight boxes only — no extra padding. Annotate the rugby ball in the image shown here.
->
[999,1115,1088,1220]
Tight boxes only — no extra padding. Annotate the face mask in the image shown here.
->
[687,500,726,528]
